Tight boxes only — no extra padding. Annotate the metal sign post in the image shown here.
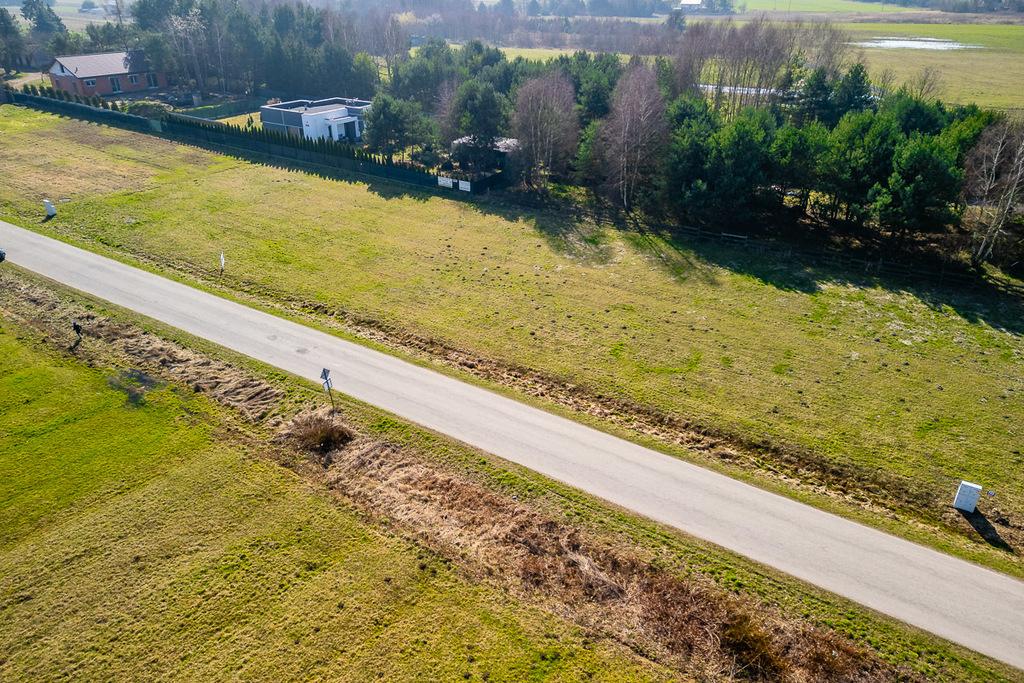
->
[321,367,335,413]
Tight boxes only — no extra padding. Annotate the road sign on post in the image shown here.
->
[320,367,335,413]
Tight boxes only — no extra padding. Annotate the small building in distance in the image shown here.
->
[48,51,167,97]
[259,98,372,142]
[451,135,520,170]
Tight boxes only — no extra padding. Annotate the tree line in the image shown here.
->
[1,2,1020,270]
[0,0,408,97]
[362,38,1021,269]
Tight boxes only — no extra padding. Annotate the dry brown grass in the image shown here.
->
[0,270,915,682]
[320,432,906,682]
[277,408,355,466]
[0,274,285,422]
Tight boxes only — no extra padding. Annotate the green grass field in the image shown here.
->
[500,46,582,61]
[740,0,914,12]
[498,22,1024,109]
[0,312,671,681]
[49,0,107,31]
[842,23,1024,109]
[3,267,1019,682]
[0,106,1021,579]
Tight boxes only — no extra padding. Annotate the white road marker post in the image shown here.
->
[219,251,225,276]
[953,481,983,513]
[321,367,335,414]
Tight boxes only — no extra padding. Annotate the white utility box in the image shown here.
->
[953,480,982,513]
[43,199,56,217]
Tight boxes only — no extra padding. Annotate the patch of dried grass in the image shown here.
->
[278,408,355,466]
[323,434,909,682]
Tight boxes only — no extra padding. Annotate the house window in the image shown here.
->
[84,79,96,87]
[109,77,122,93]
[146,73,158,88]
[128,74,138,85]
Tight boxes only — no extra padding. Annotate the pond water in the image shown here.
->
[853,37,981,50]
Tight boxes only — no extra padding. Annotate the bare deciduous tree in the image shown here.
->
[964,119,1024,267]
[601,64,667,211]
[512,72,580,187]
[905,66,944,102]
[364,11,408,82]
[167,8,206,91]
[435,78,460,145]
[874,67,897,97]
[672,19,851,117]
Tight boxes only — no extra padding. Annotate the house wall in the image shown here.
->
[48,68,168,98]
[259,105,304,137]
[301,109,364,141]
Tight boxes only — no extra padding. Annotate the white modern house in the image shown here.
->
[259,98,372,142]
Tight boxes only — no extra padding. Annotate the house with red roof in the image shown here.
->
[48,51,167,98]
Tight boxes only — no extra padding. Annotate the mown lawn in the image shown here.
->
[0,314,669,681]
[219,111,263,129]
[0,106,1021,574]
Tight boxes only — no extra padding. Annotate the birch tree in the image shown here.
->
[512,72,579,186]
[965,119,1024,267]
[601,64,667,210]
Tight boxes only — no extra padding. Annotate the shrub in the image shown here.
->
[721,612,788,680]
[282,410,356,467]
[125,99,172,118]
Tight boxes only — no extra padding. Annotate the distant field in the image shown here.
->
[843,23,1024,109]
[0,312,666,681]
[501,46,581,61]
[740,0,914,12]
[497,22,1024,109]
[49,0,109,30]
[1,106,1021,581]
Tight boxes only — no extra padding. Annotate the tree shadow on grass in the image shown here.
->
[641,221,1024,336]
[456,195,1024,335]
[159,134,1024,334]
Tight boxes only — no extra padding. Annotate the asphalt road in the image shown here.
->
[2,220,1023,669]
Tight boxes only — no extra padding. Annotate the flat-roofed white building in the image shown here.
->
[259,97,372,142]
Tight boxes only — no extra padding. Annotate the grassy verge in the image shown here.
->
[0,105,1020,577]
[0,303,674,681]
[2,265,1020,682]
